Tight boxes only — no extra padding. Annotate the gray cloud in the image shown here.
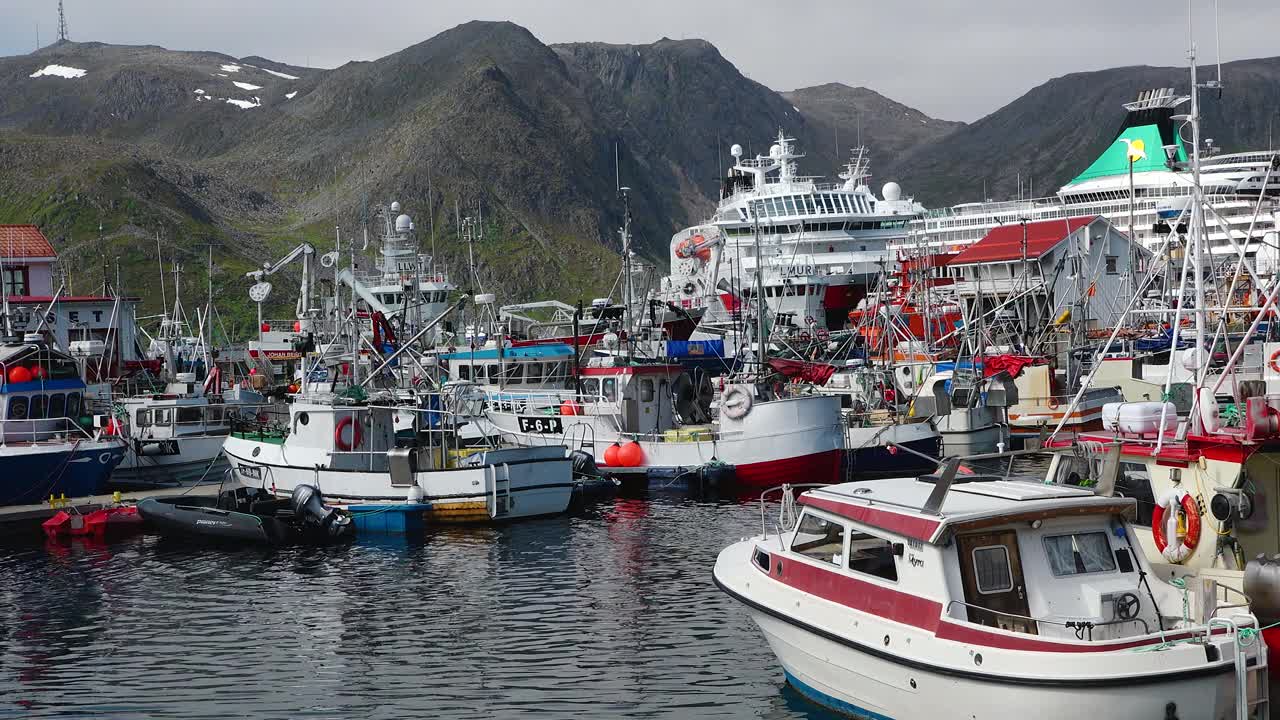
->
[2,0,1276,121]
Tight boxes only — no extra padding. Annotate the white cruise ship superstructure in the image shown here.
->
[900,88,1280,271]
[656,132,924,332]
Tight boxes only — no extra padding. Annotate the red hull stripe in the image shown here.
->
[799,494,941,543]
[768,551,1210,653]
[733,450,842,488]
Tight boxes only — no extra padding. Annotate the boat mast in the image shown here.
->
[619,186,635,356]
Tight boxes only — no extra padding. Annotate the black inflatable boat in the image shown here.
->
[138,485,355,545]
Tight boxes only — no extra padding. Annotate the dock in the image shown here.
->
[0,485,221,539]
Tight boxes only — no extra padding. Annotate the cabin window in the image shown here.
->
[154,408,172,426]
[297,412,309,426]
[848,531,899,581]
[640,378,655,402]
[49,393,65,419]
[503,364,523,383]
[487,364,500,382]
[7,396,27,420]
[136,409,152,427]
[457,364,471,381]
[546,362,566,383]
[208,406,224,423]
[177,407,203,424]
[525,362,543,383]
[29,394,46,420]
[1114,462,1156,527]
[791,513,846,566]
[1105,256,1119,275]
[67,393,81,418]
[602,378,617,402]
[972,546,1013,594]
[1044,532,1117,577]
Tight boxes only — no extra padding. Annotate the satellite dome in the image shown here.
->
[881,182,902,201]
[769,144,781,159]
[390,201,401,213]
[395,214,412,233]
[730,143,743,158]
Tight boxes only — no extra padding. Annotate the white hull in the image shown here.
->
[223,436,573,522]
[749,609,1238,719]
[113,434,229,485]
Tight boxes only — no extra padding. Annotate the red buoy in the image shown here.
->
[32,365,48,379]
[260,322,271,332]
[293,321,302,332]
[560,400,581,416]
[618,441,645,468]
[7,365,31,384]
[602,443,621,466]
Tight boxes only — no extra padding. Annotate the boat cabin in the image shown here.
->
[0,338,89,442]
[765,472,1200,643]
[574,363,683,434]
[441,345,575,391]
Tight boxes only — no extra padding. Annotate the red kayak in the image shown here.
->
[42,506,143,541]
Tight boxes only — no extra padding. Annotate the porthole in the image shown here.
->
[974,653,983,666]
[298,412,309,426]
[252,447,261,457]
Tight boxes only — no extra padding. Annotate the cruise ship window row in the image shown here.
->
[744,193,874,222]
[723,219,907,238]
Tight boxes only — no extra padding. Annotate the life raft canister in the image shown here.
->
[1152,488,1201,563]
[334,415,363,451]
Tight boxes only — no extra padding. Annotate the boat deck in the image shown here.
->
[0,484,222,538]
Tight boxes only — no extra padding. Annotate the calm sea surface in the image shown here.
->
[0,490,842,720]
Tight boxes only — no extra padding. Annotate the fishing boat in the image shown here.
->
[0,335,127,506]
[714,466,1270,719]
[222,391,575,531]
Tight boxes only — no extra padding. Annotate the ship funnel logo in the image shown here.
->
[1119,137,1147,162]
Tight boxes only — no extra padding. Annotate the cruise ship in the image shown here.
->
[899,88,1280,269]
[655,132,924,332]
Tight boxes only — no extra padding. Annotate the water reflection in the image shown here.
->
[0,492,844,720]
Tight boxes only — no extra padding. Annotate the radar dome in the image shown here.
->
[881,182,902,201]
[769,144,781,159]
[395,214,412,233]
[390,201,401,213]
[730,143,743,158]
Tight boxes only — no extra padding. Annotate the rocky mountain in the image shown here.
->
[0,22,962,333]
[883,57,1280,206]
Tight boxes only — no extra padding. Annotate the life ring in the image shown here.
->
[1047,397,1060,410]
[1269,348,1280,374]
[721,384,754,420]
[1152,488,1201,563]
[334,415,363,451]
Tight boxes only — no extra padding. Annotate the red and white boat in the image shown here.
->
[715,468,1269,718]
[481,358,844,487]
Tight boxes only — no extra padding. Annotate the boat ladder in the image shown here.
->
[487,463,513,519]
[561,422,595,454]
[1208,616,1270,720]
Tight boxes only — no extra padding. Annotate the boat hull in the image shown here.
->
[0,439,126,506]
[750,608,1238,719]
[845,423,941,478]
[222,437,574,526]
[111,434,230,486]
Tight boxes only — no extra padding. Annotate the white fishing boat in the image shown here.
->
[222,392,575,531]
[715,467,1270,719]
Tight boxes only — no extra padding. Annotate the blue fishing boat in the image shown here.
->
[0,336,126,506]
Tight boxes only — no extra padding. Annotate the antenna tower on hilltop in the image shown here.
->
[57,0,68,42]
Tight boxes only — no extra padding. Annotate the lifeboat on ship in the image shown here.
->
[715,465,1270,718]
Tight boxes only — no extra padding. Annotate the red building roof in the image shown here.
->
[950,216,1098,265]
[0,225,56,259]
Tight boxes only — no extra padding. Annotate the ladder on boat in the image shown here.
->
[1208,616,1270,719]
[487,463,512,519]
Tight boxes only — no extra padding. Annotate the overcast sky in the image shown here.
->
[3,0,1277,121]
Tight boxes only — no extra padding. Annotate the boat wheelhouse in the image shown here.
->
[715,470,1270,719]
[440,344,575,393]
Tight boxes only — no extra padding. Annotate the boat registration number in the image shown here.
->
[517,416,563,434]
[237,465,263,480]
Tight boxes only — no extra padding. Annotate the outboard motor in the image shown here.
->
[569,450,599,479]
[291,484,354,539]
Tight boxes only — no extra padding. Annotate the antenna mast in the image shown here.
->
[57,0,68,42]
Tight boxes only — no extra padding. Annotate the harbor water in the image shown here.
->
[0,490,842,720]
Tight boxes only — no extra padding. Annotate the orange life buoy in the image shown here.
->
[334,415,363,451]
[1151,489,1201,563]
[1047,397,1060,410]
[1269,348,1280,374]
